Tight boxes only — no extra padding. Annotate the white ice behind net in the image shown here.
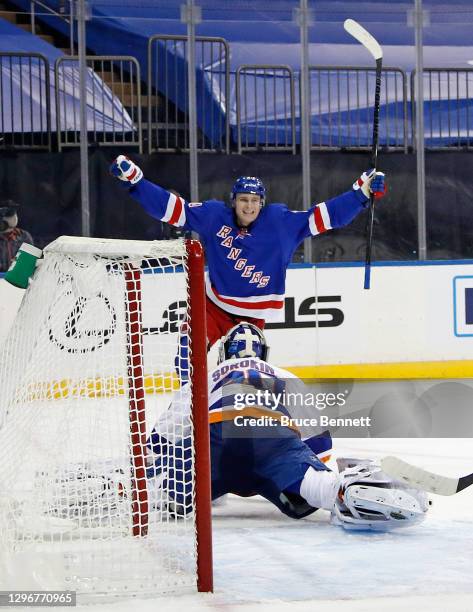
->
[0,237,197,600]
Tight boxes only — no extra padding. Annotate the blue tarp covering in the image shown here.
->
[7,1,473,145]
[0,17,133,133]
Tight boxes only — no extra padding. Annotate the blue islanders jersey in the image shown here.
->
[147,358,333,518]
[129,180,368,321]
[148,357,332,461]
[207,356,331,458]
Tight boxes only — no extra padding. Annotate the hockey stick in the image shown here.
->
[343,19,383,290]
[381,456,473,496]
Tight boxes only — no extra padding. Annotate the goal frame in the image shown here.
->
[1,236,214,595]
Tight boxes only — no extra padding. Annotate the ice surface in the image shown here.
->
[25,438,472,611]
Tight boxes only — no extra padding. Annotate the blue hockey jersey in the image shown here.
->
[130,179,368,321]
[149,356,333,463]
[146,357,333,517]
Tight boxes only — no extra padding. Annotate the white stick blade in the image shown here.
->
[381,456,458,496]
[344,19,383,60]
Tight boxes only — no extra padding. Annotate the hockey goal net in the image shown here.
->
[0,236,212,600]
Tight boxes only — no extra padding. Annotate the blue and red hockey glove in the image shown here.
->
[110,155,143,186]
[353,169,386,205]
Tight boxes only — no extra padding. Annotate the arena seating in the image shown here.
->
[0,15,134,136]
[6,0,473,147]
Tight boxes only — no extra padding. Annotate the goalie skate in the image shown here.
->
[332,457,430,531]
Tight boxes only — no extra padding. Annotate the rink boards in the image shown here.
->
[2,259,473,375]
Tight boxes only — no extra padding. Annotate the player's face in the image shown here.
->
[234,193,262,227]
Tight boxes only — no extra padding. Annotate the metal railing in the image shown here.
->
[411,68,473,149]
[2,46,473,156]
[236,65,296,154]
[30,0,75,55]
[55,56,142,152]
[0,53,51,151]
[147,35,230,153]
[308,66,408,151]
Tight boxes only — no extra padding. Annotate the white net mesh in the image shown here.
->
[0,237,200,601]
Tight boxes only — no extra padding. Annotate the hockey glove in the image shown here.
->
[110,155,143,186]
[352,169,386,205]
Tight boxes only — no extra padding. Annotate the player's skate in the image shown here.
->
[332,457,431,531]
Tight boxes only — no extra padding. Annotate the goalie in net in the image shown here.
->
[147,323,430,532]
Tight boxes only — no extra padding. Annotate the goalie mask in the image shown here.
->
[218,323,269,364]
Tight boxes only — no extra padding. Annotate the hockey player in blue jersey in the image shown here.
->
[146,323,429,531]
[110,156,386,348]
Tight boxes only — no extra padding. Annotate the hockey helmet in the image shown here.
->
[231,176,266,206]
[218,322,269,363]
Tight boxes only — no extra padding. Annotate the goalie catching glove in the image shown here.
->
[353,169,386,204]
[110,155,143,186]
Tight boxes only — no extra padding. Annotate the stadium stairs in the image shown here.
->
[0,0,63,49]
[0,0,161,136]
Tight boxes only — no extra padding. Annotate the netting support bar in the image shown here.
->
[124,265,149,537]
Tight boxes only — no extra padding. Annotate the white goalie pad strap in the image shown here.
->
[336,457,389,489]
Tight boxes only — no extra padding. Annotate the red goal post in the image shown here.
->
[186,240,213,593]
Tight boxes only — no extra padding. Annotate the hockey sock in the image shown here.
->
[299,467,341,510]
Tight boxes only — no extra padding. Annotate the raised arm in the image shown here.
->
[110,155,213,235]
[283,169,386,243]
